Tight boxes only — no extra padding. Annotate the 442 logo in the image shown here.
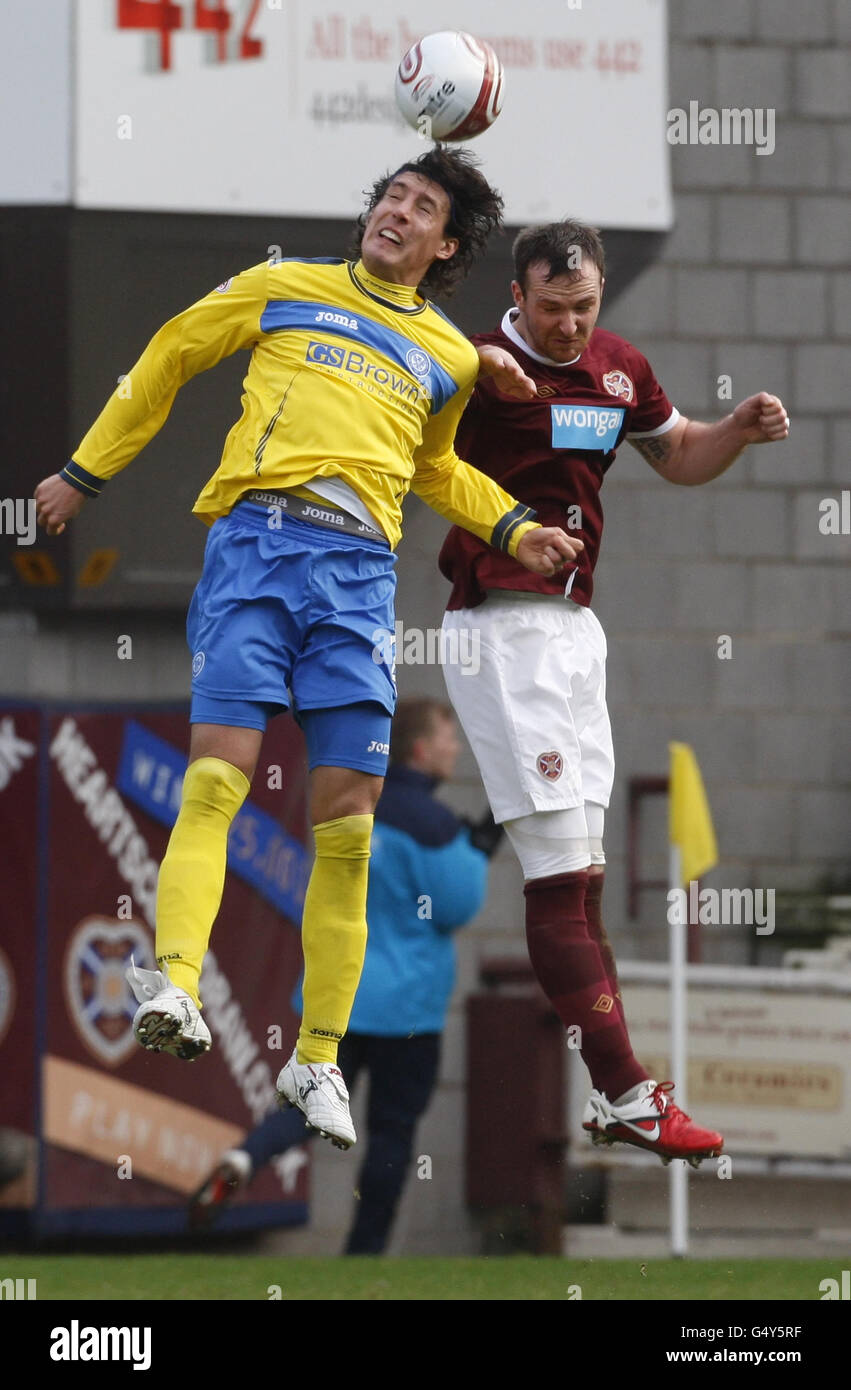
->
[117,0,263,72]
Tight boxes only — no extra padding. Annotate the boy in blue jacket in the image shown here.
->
[190,697,501,1252]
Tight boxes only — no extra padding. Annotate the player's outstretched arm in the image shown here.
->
[475,344,537,400]
[412,364,582,566]
[34,474,86,535]
[630,392,790,486]
[412,440,582,571]
[61,263,269,499]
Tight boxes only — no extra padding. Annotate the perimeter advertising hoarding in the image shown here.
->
[0,3,72,203]
[0,708,40,1225]
[0,703,311,1236]
[569,981,851,1161]
[76,0,671,229]
[625,983,851,1159]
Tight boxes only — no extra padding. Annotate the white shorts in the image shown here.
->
[441,592,615,824]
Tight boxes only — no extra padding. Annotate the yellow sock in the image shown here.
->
[297,813,373,1065]
[155,757,250,1007]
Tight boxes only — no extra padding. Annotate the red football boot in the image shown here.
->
[583,1080,724,1168]
[187,1149,252,1230]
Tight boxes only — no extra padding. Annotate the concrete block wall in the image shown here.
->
[390,5,851,1249]
[594,3,851,965]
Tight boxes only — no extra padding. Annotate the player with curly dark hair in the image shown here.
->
[351,144,504,298]
[34,146,580,1152]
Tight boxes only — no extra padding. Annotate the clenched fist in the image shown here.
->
[516,526,583,576]
[34,475,86,536]
[731,392,790,444]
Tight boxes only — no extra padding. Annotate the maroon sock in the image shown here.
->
[524,870,648,1100]
[584,871,626,1026]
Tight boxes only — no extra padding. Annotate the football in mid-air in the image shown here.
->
[395,31,504,142]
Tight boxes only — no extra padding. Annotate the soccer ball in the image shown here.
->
[395,31,505,142]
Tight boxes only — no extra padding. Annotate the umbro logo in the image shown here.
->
[592,994,614,1013]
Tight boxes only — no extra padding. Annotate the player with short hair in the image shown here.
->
[443,218,790,1163]
[34,150,580,1151]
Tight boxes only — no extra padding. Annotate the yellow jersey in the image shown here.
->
[63,257,537,555]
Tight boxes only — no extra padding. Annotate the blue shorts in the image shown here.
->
[187,503,398,766]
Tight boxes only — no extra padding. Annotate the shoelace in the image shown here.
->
[651,1080,693,1123]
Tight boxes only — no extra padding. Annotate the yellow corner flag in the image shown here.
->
[669,742,718,886]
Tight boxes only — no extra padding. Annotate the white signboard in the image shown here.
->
[75,0,671,228]
[0,1,72,203]
[607,983,851,1159]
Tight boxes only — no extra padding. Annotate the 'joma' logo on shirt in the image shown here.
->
[314,310,359,330]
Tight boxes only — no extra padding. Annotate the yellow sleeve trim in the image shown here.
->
[505,519,541,559]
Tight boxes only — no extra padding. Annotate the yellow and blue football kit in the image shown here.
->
[63,256,535,550]
[62,256,539,1062]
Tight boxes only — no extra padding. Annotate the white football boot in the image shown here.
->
[125,959,212,1061]
[276,1049,356,1150]
[582,1088,613,1147]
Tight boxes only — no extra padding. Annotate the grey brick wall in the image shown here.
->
[593,3,851,979]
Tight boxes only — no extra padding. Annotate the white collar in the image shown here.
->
[500,308,582,368]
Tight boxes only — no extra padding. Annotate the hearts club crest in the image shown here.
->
[536,750,564,781]
[64,916,156,1067]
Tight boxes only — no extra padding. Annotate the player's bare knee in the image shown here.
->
[312,795,379,825]
[310,769,383,825]
[188,723,261,782]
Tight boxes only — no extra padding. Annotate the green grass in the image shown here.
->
[0,1255,829,1301]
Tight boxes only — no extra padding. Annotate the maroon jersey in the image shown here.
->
[439,314,676,608]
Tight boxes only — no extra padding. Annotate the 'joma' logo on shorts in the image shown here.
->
[303,505,345,526]
[367,740,390,754]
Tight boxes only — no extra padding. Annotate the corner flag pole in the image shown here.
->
[668,743,718,1258]
[668,838,688,1256]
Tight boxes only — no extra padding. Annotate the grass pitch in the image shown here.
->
[0,1255,827,1301]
